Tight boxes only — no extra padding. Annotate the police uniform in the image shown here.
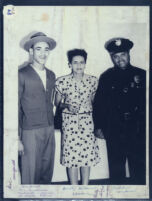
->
[93,38,146,184]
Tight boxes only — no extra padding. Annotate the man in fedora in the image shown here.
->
[93,38,146,184]
[18,32,56,184]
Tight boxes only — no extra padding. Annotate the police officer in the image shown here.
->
[93,37,146,184]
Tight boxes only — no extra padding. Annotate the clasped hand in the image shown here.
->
[67,104,79,114]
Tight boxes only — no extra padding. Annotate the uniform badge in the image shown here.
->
[123,87,128,93]
[115,39,121,46]
[134,75,140,84]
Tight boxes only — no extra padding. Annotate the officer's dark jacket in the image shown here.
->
[19,64,56,130]
[93,64,146,140]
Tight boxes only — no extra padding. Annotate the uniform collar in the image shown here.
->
[114,64,132,71]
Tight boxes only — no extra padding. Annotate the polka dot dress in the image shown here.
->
[55,73,100,168]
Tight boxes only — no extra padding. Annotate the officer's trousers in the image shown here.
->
[106,137,146,185]
[21,126,55,184]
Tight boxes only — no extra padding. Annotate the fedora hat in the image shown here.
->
[24,32,56,52]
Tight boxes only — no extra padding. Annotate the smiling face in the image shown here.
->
[69,55,86,75]
[30,41,50,66]
[111,51,130,70]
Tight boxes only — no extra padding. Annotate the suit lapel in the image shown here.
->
[45,68,55,90]
[45,68,55,103]
[45,68,50,91]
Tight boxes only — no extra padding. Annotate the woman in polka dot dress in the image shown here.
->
[55,49,100,185]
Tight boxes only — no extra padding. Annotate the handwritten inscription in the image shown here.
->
[7,8,15,15]
[5,184,148,198]
[62,186,110,198]
[12,160,17,180]
[18,186,56,198]
[6,178,12,189]
[3,5,16,18]
[61,185,137,198]
[93,186,105,198]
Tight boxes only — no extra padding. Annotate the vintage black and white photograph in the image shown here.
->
[3,4,149,199]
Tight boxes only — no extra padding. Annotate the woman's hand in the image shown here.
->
[67,104,79,114]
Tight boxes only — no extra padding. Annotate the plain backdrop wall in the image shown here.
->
[4,6,149,183]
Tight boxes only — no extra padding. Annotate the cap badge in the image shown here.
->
[115,39,121,46]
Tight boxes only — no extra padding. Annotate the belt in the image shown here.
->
[124,112,131,120]
[62,111,92,115]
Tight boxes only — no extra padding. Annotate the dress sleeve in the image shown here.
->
[55,77,64,95]
[92,77,99,95]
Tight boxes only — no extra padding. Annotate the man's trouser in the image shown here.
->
[106,136,146,185]
[21,126,55,184]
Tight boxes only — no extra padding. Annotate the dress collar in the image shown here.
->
[70,73,86,84]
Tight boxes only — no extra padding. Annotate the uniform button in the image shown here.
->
[123,87,128,93]
[131,82,135,88]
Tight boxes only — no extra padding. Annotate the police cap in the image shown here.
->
[105,37,134,54]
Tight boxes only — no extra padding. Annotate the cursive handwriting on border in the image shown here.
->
[12,160,17,180]
[6,178,12,189]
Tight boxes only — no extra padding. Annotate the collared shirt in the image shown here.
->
[55,73,98,114]
[31,65,46,90]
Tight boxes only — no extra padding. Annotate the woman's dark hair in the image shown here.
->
[67,49,88,64]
